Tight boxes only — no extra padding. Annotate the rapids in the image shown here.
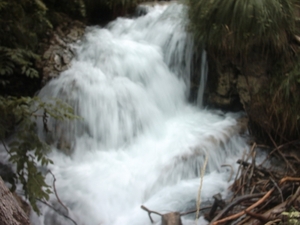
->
[31,3,249,225]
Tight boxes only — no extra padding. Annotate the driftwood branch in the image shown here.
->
[141,205,162,223]
[245,210,270,223]
[279,176,300,186]
[210,192,265,223]
[211,188,274,225]
[208,194,225,220]
[236,160,269,176]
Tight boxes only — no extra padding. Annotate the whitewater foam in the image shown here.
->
[32,3,249,225]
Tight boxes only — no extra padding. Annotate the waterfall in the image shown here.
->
[33,3,249,225]
[197,50,208,107]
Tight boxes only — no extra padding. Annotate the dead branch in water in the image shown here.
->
[209,142,300,225]
[141,205,162,223]
[141,205,211,224]
[142,141,300,225]
[211,188,274,225]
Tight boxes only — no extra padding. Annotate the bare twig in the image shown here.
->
[267,134,296,174]
[208,194,225,220]
[210,192,267,224]
[270,177,283,203]
[279,177,300,186]
[211,188,274,225]
[236,160,269,176]
[196,153,209,221]
[141,205,162,223]
[245,210,270,223]
[259,140,299,167]
[47,170,69,214]
[37,198,77,225]
[286,186,300,208]
[1,139,10,154]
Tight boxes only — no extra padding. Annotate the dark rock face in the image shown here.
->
[204,56,241,111]
[204,52,270,113]
[36,20,86,85]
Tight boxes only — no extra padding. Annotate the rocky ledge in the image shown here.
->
[36,20,86,85]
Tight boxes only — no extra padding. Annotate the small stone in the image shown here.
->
[62,54,71,64]
[54,54,62,65]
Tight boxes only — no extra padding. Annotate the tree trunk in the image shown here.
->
[0,177,30,225]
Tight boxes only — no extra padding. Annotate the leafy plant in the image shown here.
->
[0,0,53,96]
[0,96,79,214]
[281,208,300,224]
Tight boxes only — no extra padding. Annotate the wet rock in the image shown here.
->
[37,20,85,85]
[204,57,242,111]
[204,52,270,112]
[236,75,268,107]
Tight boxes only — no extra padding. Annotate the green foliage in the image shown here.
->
[0,96,78,214]
[281,208,300,224]
[0,0,53,96]
[0,0,86,215]
[187,0,296,55]
[0,47,40,80]
[0,0,141,214]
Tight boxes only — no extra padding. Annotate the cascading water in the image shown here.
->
[32,3,249,225]
[197,50,208,107]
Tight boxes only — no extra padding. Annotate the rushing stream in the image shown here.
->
[31,3,249,225]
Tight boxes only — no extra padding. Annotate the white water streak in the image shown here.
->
[33,3,249,225]
[197,50,208,107]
